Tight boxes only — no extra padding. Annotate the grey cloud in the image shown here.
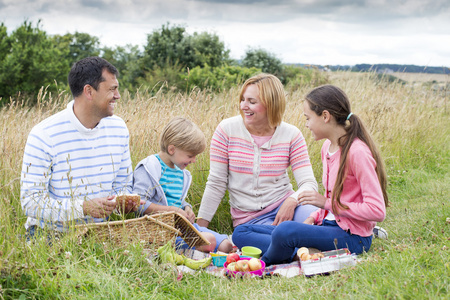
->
[80,0,109,9]
[180,0,450,24]
[3,0,448,27]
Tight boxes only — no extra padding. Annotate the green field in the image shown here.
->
[0,71,449,299]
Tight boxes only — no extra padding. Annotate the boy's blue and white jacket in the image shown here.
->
[132,155,192,216]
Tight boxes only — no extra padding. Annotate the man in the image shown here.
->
[20,56,137,235]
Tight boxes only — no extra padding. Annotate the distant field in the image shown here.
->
[392,72,449,83]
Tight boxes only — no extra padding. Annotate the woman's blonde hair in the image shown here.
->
[160,117,206,155]
[239,73,286,128]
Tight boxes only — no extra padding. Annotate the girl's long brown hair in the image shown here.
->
[305,85,389,213]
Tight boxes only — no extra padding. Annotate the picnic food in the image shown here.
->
[115,194,141,209]
[236,259,250,272]
[157,242,212,269]
[297,247,325,261]
[224,257,266,277]
[158,242,185,265]
[297,247,309,261]
[227,262,237,271]
[184,256,212,270]
[226,253,240,264]
[247,258,262,271]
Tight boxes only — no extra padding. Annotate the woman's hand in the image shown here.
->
[184,206,196,224]
[297,190,327,208]
[272,197,297,225]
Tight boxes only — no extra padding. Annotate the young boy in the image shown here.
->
[132,117,233,253]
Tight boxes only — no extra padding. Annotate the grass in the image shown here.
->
[1,71,449,299]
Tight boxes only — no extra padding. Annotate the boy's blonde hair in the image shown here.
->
[160,117,206,155]
[239,73,286,128]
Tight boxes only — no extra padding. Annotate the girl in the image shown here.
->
[232,84,388,265]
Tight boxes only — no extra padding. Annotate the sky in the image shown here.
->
[1,0,449,67]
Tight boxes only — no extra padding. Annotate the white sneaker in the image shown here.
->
[373,226,388,239]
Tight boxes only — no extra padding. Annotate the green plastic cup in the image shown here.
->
[241,246,262,258]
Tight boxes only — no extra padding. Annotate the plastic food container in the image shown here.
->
[224,257,266,277]
[241,246,262,258]
[300,248,357,276]
[211,254,227,267]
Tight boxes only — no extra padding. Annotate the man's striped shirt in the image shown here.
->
[20,100,132,231]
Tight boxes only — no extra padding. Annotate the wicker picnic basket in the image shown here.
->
[76,212,210,248]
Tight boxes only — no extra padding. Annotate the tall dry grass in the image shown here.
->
[0,71,448,299]
[1,72,448,236]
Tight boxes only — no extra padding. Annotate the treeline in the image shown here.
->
[329,64,449,74]
[0,21,327,106]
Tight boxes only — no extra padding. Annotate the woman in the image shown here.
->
[197,73,318,250]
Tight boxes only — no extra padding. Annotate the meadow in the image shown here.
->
[0,71,449,299]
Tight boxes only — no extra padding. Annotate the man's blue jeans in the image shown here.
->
[232,220,372,265]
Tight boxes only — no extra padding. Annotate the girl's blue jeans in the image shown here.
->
[232,219,372,266]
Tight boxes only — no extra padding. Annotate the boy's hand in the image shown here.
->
[184,206,196,223]
[122,199,146,213]
[174,207,190,220]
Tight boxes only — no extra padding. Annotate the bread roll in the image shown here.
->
[297,247,309,261]
[115,194,141,209]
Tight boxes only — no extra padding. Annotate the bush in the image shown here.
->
[136,63,186,94]
[182,64,261,91]
[282,65,329,89]
[241,48,283,77]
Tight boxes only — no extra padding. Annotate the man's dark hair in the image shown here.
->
[68,57,119,97]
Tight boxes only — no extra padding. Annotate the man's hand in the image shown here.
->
[272,197,297,226]
[184,206,196,224]
[83,196,117,218]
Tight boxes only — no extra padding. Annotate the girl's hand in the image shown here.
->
[184,206,196,224]
[303,216,315,225]
[297,191,327,208]
[272,197,297,226]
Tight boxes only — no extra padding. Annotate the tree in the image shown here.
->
[185,31,231,68]
[0,23,10,63]
[141,23,230,71]
[52,32,100,68]
[0,20,68,105]
[241,48,283,76]
[141,23,187,70]
[101,44,142,91]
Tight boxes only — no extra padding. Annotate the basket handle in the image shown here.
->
[145,215,182,236]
